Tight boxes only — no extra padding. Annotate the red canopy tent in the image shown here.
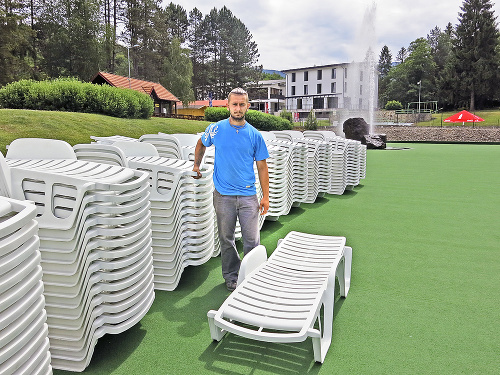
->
[443,110,484,125]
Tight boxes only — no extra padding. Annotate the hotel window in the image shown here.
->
[291,86,296,95]
[317,70,322,80]
[317,84,322,94]
[291,72,296,82]
[359,98,363,108]
[344,68,348,78]
[360,71,363,81]
[297,98,302,109]
[332,68,336,79]
[328,97,338,108]
[304,85,308,95]
[304,71,309,81]
[360,85,363,95]
[344,82,347,92]
[331,82,336,93]
[313,97,324,109]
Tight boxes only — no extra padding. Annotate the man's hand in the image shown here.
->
[192,165,202,179]
[192,138,206,179]
[259,197,269,215]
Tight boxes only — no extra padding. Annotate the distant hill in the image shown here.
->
[262,69,285,78]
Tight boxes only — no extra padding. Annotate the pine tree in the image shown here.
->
[163,2,188,43]
[378,45,392,77]
[0,0,36,85]
[188,6,259,100]
[396,47,407,63]
[377,45,392,106]
[36,0,101,80]
[188,7,208,99]
[452,0,499,110]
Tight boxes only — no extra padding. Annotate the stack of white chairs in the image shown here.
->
[138,134,184,160]
[0,195,52,375]
[309,131,366,184]
[3,138,155,372]
[358,141,367,180]
[262,133,309,207]
[303,131,348,195]
[272,131,321,203]
[262,143,292,221]
[344,140,362,190]
[302,130,367,193]
[73,141,217,291]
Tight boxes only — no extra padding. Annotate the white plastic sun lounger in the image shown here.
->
[207,231,352,363]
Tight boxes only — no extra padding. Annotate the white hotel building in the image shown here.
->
[283,62,378,120]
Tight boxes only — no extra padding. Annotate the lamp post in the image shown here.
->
[127,44,140,89]
[417,80,422,113]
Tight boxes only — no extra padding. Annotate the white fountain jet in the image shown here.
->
[344,2,378,135]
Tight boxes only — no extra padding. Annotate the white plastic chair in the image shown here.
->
[208,231,352,364]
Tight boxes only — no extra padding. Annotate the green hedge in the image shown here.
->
[385,100,403,110]
[204,106,229,122]
[204,107,292,131]
[0,78,154,119]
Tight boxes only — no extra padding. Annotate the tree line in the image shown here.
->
[378,0,499,111]
[0,1,260,104]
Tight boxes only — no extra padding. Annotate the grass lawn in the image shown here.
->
[0,109,209,154]
[44,142,497,375]
[417,109,500,127]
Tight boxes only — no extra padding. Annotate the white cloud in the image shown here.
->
[175,0,500,69]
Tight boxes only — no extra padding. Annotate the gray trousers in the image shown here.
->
[213,189,260,282]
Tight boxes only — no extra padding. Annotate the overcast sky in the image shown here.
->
[176,0,500,70]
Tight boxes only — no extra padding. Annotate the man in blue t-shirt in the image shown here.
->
[193,87,269,291]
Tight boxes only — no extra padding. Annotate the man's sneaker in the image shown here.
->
[225,280,237,291]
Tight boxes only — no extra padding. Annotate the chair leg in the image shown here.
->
[310,273,336,363]
[207,310,226,341]
[343,246,352,296]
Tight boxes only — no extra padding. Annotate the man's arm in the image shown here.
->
[192,138,206,179]
[256,159,269,215]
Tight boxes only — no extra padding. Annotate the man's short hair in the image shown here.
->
[228,87,248,103]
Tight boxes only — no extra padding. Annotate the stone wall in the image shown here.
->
[375,125,500,143]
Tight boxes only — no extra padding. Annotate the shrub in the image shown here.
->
[0,80,35,109]
[245,110,292,131]
[204,106,229,122]
[204,107,292,131]
[0,78,154,119]
[385,100,403,110]
[279,109,293,124]
[304,110,318,130]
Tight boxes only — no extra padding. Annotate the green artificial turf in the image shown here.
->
[52,143,499,375]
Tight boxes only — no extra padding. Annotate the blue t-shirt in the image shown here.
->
[201,118,269,196]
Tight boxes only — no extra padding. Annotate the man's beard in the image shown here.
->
[230,113,245,121]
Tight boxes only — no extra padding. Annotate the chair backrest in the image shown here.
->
[237,245,267,286]
[7,138,76,160]
[114,141,159,157]
[170,133,201,147]
[260,131,277,142]
[283,130,305,140]
[139,134,183,159]
[0,152,12,197]
[73,143,128,166]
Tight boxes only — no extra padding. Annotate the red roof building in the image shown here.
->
[91,72,179,116]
